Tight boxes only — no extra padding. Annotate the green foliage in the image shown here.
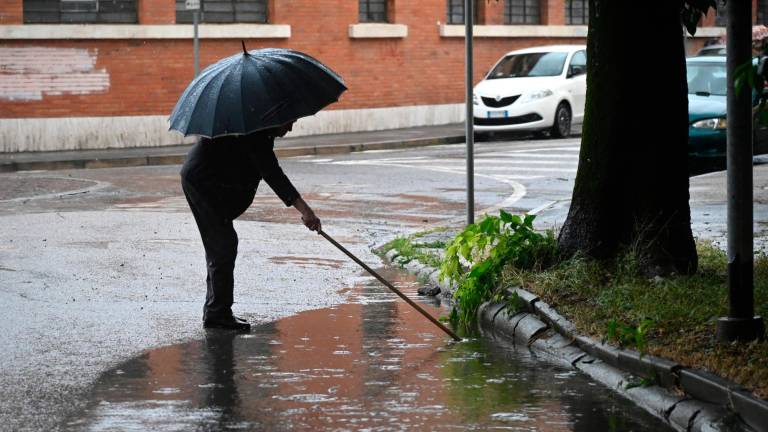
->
[380,236,442,268]
[605,319,654,356]
[625,377,655,390]
[440,211,557,326]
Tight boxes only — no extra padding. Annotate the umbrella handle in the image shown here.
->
[318,229,461,342]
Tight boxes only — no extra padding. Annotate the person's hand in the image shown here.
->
[301,210,321,232]
[294,197,322,232]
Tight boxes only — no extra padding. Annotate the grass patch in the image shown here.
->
[504,242,768,398]
[379,236,443,269]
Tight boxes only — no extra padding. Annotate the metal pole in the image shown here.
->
[193,10,200,76]
[716,0,765,342]
[465,0,475,225]
[318,230,462,341]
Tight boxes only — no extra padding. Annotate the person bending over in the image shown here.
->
[180,121,320,331]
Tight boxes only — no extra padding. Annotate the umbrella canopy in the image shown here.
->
[169,47,347,138]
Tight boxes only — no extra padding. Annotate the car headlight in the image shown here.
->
[691,117,727,129]
[473,93,479,105]
[518,89,553,104]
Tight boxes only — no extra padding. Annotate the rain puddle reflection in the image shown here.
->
[64,269,671,431]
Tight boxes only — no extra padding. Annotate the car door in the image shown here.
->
[566,50,587,123]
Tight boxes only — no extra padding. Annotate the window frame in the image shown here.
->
[504,0,540,25]
[758,0,768,25]
[359,0,388,23]
[714,0,727,27]
[175,0,269,24]
[23,0,138,24]
[446,0,478,25]
[564,0,588,25]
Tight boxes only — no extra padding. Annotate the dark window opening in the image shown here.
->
[447,0,478,25]
[24,0,137,23]
[714,0,727,27]
[175,0,268,24]
[504,0,540,25]
[565,0,588,25]
[758,0,768,25]
[359,0,387,23]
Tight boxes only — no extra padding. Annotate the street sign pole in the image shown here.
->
[186,0,201,76]
[717,0,765,342]
[465,0,475,225]
[193,10,199,76]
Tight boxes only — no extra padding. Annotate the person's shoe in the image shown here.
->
[203,315,251,331]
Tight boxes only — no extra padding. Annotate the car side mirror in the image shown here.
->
[568,65,585,78]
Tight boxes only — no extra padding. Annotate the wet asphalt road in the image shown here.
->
[62,270,670,432]
[0,136,758,431]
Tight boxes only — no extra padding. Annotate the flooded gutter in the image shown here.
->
[381,249,768,432]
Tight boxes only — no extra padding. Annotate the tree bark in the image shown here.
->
[557,0,698,275]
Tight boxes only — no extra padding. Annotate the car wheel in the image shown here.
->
[551,103,572,139]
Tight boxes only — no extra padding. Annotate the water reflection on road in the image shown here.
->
[65,269,670,431]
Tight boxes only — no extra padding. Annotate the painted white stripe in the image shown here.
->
[479,153,579,159]
[317,159,528,217]
[389,159,578,166]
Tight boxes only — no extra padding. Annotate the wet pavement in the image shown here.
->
[1,137,762,431]
[63,269,670,432]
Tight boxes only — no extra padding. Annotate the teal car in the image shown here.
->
[687,56,768,161]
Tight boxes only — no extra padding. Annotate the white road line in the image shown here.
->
[388,160,577,167]
[478,153,579,159]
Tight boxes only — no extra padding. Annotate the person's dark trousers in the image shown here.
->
[181,176,256,322]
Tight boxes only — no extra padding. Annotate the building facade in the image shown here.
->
[0,1,748,152]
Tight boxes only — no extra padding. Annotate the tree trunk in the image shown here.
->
[557,0,698,275]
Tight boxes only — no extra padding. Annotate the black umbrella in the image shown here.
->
[169,45,347,138]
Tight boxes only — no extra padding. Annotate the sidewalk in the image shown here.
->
[0,123,465,173]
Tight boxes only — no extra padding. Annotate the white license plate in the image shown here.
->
[487,111,508,118]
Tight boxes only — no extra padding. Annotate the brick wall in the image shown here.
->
[1,0,591,120]
[0,0,22,24]
[139,0,175,24]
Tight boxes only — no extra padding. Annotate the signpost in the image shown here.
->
[717,0,765,342]
[185,0,200,77]
[465,0,475,225]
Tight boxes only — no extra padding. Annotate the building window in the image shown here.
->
[447,0,478,25]
[565,0,588,25]
[23,0,137,23]
[359,0,387,23]
[758,0,768,24]
[504,0,540,25]
[714,0,727,27]
[176,0,267,24]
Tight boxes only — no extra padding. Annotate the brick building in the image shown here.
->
[0,1,752,152]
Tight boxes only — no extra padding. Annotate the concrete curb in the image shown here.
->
[0,135,464,173]
[380,248,765,432]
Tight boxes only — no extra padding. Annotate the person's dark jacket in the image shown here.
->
[180,131,300,207]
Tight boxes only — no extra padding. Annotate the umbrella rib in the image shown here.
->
[211,61,240,136]
[189,62,241,137]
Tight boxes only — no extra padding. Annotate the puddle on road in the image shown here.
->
[64,269,671,432]
[268,256,346,269]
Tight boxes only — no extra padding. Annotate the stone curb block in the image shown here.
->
[732,391,768,432]
[679,369,745,406]
[384,249,399,262]
[380,249,767,432]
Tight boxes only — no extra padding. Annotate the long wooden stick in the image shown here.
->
[318,229,461,341]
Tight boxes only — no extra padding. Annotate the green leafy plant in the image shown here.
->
[605,319,654,356]
[440,211,556,326]
[625,377,655,390]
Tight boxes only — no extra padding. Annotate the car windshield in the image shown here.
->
[487,52,568,79]
[687,62,727,96]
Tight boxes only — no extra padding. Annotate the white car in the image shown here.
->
[473,45,587,138]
